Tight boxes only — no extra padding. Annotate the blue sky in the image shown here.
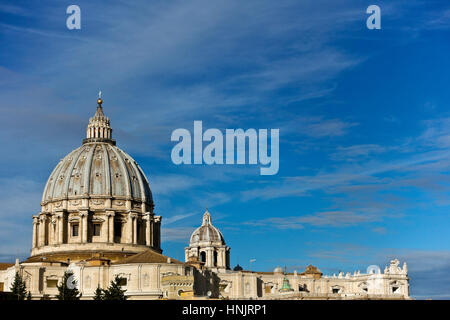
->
[1,0,449,299]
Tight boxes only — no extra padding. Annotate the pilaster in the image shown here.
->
[106,211,115,243]
[32,215,39,248]
[80,210,89,243]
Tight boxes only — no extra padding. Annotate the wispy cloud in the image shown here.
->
[372,227,387,235]
[330,144,389,161]
[244,209,384,230]
[421,9,450,30]
[0,23,92,42]
[298,117,359,138]
[150,175,201,196]
[162,227,196,242]
[0,4,30,16]
[419,117,450,148]
[244,217,304,230]
[297,210,382,227]
[163,212,197,225]
[242,143,450,201]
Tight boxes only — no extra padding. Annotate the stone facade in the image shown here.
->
[0,257,193,300]
[206,259,410,299]
[0,256,410,300]
[0,97,411,300]
[188,211,410,300]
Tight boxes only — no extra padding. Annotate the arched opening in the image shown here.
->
[331,286,342,294]
[213,251,218,267]
[390,281,401,294]
[359,282,368,293]
[200,251,206,263]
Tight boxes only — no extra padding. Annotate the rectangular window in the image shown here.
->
[93,224,101,236]
[72,224,79,237]
[114,222,122,237]
[137,223,142,241]
[47,280,58,288]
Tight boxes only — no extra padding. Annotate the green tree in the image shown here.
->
[56,271,81,300]
[26,291,32,300]
[10,272,27,300]
[93,285,104,300]
[103,275,128,300]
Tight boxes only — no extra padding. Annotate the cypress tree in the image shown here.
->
[103,275,128,300]
[56,271,81,300]
[93,285,104,300]
[10,272,27,300]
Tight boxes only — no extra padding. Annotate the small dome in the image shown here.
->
[273,266,283,274]
[189,209,225,245]
[233,264,243,271]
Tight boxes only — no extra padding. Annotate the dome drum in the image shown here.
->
[82,137,116,145]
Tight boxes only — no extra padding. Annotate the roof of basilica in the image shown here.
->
[114,249,184,265]
[41,97,153,206]
[0,263,14,271]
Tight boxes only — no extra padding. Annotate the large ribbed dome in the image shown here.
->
[31,96,161,261]
[41,143,153,205]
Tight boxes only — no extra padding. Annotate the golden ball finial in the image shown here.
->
[97,90,103,106]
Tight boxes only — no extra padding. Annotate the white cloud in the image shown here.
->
[330,144,388,161]
[162,227,195,242]
[244,210,383,230]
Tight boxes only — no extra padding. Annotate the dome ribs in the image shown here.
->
[102,144,112,197]
[62,147,84,198]
[83,144,95,196]
[125,152,147,206]
[109,144,132,200]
